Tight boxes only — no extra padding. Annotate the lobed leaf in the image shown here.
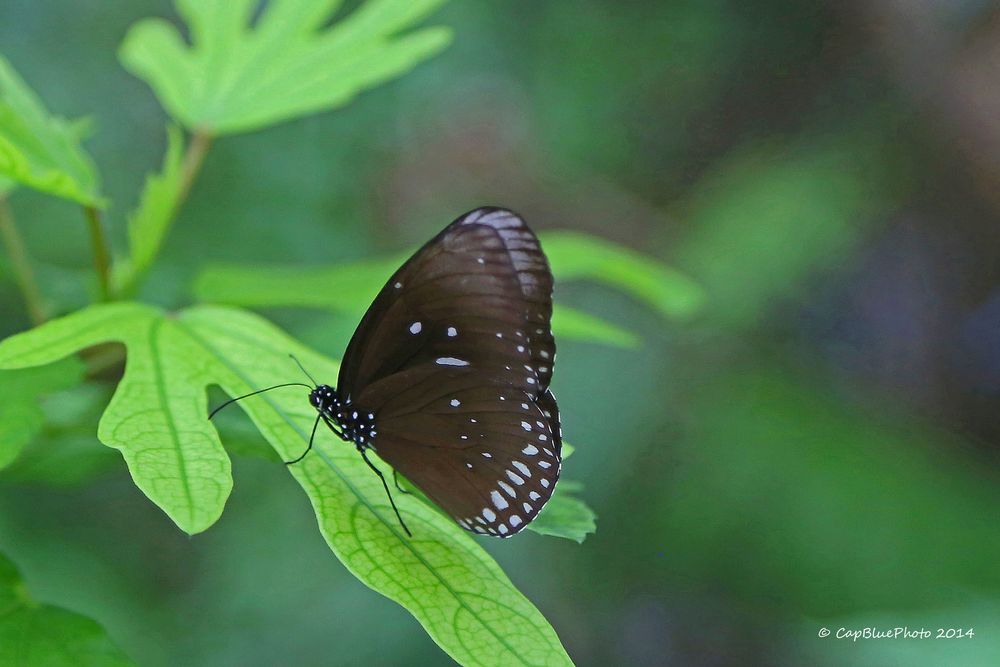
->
[0,304,574,665]
[0,552,135,666]
[0,303,231,534]
[119,0,453,135]
[0,54,103,206]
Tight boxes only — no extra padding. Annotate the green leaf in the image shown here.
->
[543,231,704,320]
[0,54,103,206]
[119,0,453,135]
[550,306,638,348]
[0,303,231,534]
[114,124,185,293]
[0,552,135,666]
[193,255,404,312]
[0,357,84,470]
[529,480,596,544]
[0,304,573,665]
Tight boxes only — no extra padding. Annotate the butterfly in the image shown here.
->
[214,207,561,538]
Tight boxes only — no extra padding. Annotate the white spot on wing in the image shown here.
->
[450,398,461,407]
[509,515,522,527]
[521,421,532,431]
[540,479,550,488]
[409,321,422,334]
[522,444,539,455]
[491,491,509,509]
[498,523,509,535]
[506,470,524,485]
[529,491,541,501]
[436,357,469,366]
[447,326,458,337]
[483,508,497,522]
[512,461,530,477]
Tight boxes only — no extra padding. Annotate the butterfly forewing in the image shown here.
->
[337,207,561,537]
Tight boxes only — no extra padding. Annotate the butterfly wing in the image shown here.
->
[358,368,562,536]
[338,207,553,397]
[338,207,560,536]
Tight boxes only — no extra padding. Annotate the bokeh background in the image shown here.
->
[1,1,1000,665]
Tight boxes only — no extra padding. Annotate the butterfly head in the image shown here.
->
[309,384,339,412]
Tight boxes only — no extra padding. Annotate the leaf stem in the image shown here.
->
[84,205,112,301]
[118,127,213,299]
[0,197,47,325]
[177,128,213,207]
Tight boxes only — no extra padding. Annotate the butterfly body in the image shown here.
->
[309,384,376,449]
[311,207,562,538]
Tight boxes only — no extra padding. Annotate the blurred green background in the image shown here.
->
[2,0,1000,665]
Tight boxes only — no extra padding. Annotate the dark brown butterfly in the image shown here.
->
[215,208,561,538]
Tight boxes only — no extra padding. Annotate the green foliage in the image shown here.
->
[551,306,638,348]
[529,480,595,544]
[0,552,134,666]
[115,124,185,294]
[543,231,704,320]
[120,0,453,135]
[0,357,84,470]
[192,230,701,348]
[656,366,1000,613]
[678,135,895,327]
[0,55,103,206]
[0,304,573,665]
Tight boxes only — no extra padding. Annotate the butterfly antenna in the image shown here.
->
[288,354,319,387]
[360,448,413,537]
[208,383,312,419]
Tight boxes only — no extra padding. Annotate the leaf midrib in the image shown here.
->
[148,318,196,529]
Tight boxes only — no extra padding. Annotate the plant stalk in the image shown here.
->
[0,197,47,325]
[176,128,213,207]
[84,205,112,301]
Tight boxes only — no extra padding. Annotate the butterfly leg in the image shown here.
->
[285,412,322,465]
[358,446,413,538]
[392,470,412,495]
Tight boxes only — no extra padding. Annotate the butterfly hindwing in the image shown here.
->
[360,370,561,536]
